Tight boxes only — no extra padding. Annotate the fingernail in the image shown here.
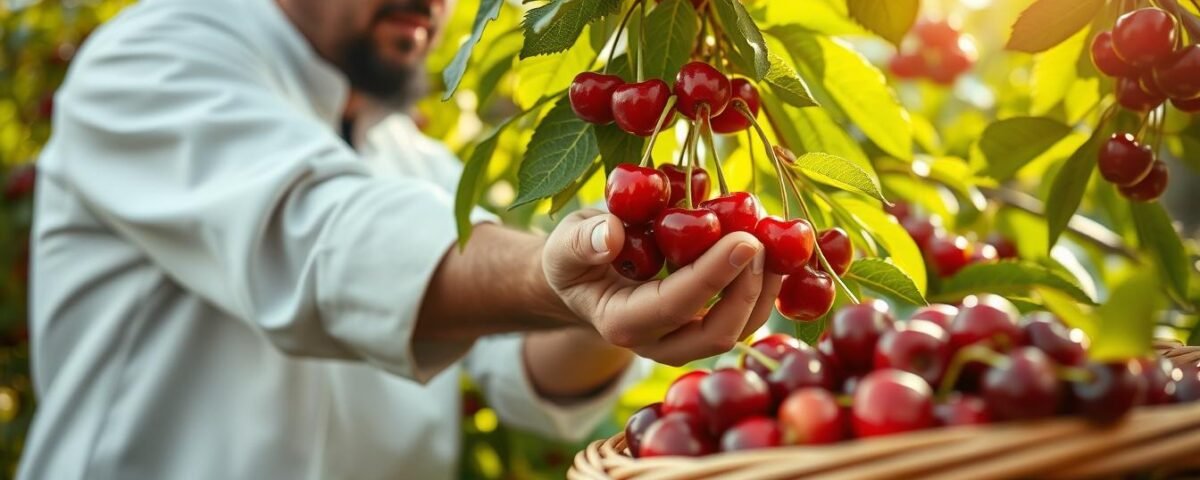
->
[591,220,610,254]
[751,249,765,275]
[729,242,759,269]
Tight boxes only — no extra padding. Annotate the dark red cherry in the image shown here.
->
[902,215,940,251]
[1171,363,1200,402]
[710,78,761,134]
[812,228,852,276]
[606,164,671,225]
[658,164,710,207]
[830,301,895,375]
[1091,31,1137,78]
[639,412,716,457]
[934,393,991,426]
[741,333,800,379]
[653,208,722,268]
[816,333,845,385]
[753,216,816,275]
[699,368,772,435]
[1173,96,1200,113]
[625,402,664,457]
[889,53,927,79]
[982,347,1061,421]
[852,369,936,438]
[1070,360,1145,424]
[985,233,1019,260]
[910,304,959,331]
[663,370,709,417]
[776,268,836,322]
[927,45,974,85]
[1118,160,1168,202]
[765,345,835,402]
[1116,76,1166,112]
[927,234,972,278]
[1136,357,1177,406]
[874,320,952,386]
[969,243,998,265]
[885,201,912,221]
[719,416,782,452]
[1021,313,1088,366]
[779,388,845,444]
[699,192,761,234]
[949,294,1025,353]
[1153,45,1200,100]
[612,79,675,136]
[1099,133,1155,187]
[675,62,732,120]
[569,72,624,124]
[1112,8,1177,68]
[612,223,665,281]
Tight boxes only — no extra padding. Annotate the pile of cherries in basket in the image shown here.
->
[888,19,977,85]
[624,296,1200,458]
[888,201,1017,279]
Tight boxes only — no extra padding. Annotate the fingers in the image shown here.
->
[647,232,764,327]
[542,210,625,284]
[738,273,783,341]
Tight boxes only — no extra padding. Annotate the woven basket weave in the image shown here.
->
[570,345,1200,480]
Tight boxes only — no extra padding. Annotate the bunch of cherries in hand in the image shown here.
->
[888,201,1017,279]
[624,296,1200,458]
[572,61,855,322]
[1089,7,1200,202]
[888,19,977,85]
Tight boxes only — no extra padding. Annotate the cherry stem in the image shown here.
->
[677,122,695,167]
[784,168,861,305]
[735,101,789,218]
[936,344,1006,400]
[637,95,680,168]
[1156,0,1200,40]
[700,105,730,196]
[1153,106,1166,159]
[685,157,695,209]
[732,343,781,372]
[636,0,646,82]
[746,129,757,194]
[603,0,641,75]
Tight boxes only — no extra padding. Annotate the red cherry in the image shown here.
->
[639,412,716,457]
[1136,357,1177,406]
[813,228,853,276]
[1118,160,1169,202]
[874,320,952,386]
[741,334,800,379]
[658,164,710,207]
[606,164,671,225]
[1090,31,1137,78]
[1116,76,1166,112]
[719,416,782,452]
[1175,363,1200,402]
[663,370,709,417]
[889,53,927,79]
[902,216,940,251]
[1070,360,1146,424]
[3,164,37,201]
[909,304,959,331]
[612,224,665,281]
[968,243,999,266]
[612,79,675,136]
[699,368,772,435]
[830,301,895,375]
[852,369,936,438]
[985,233,1019,260]
[885,201,912,221]
[982,347,1061,421]
[653,208,722,267]
[934,393,991,426]
[674,62,732,120]
[1021,313,1088,366]
[625,402,663,457]
[569,72,624,124]
[916,20,961,48]
[778,388,845,444]
[699,192,761,234]
[1173,96,1200,113]
[710,78,761,134]
[1155,45,1200,100]
[949,294,1025,353]
[927,46,973,85]
[1112,8,1178,68]
[927,234,972,278]
[765,345,835,402]
[753,216,815,275]
[816,333,845,385]
[775,268,836,322]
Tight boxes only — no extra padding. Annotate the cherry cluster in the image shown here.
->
[623,297,1200,457]
[1091,8,1200,114]
[889,202,1017,279]
[888,20,977,85]
[1098,132,1169,202]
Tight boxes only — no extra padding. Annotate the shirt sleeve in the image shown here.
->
[46,12,470,382]
[462,334,652,442]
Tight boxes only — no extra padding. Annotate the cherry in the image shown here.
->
[663,370,709,418]
[1139,70,1168,99]
[612,79,674,136]
[902,216,940,251]
[1021,313,1088,367]
[699,368,772,435]
[741,333,800,379]
[885,201,912,221]
[969,243,998,266]
[778,388,845,445]
[753,216,815,275]
[3,164,36,201]
[889,53,927,79]
[949,294,1025,353]
[569,72,624,124]
[719,416,782,452]
[909,304,959,331]
[1112,8,1177,68]
[710,78,760,134]
[765,345,835,402]
[927,234,972,278]
[674,62,732,120]
[830,301,895,375]
[1090,31,1137,78]
[625,402,663,457]
[1118,160,1168,202]
[874,320,952,386]
[927,46,974,85]
[776,268,836,322]
[916,20,960,49]
[1136,357,1177,406]
[653,208,722,267]
[1070,360,1145,424]
[699,192,761,234]
[1173,96,1200,113]
[606,164,671,225]
[934,393,991,426]
[816,333,845,385]
[982,347,1061,421]
[852,369,936,438]
[612,224,665,281]
[985,233,1019,260]
[1116,76,1166,112]
[639,412,716,457]
[812,228,852,276]
[658,164,710,207]
[1172,363,1200,402]
[840,375,862,396]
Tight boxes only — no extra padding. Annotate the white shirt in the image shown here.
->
[19,0,643,478]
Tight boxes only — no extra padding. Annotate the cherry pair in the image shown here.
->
[773,228,853,322]
[1090,8,1200,113]
[889,19,977,85]
[1098,133,1169,202]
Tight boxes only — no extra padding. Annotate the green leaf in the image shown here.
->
[845,0,919,46]
[549,159,603,216]
[1036,287,1098,338]
[836,196,927,295]
[791,152,886,202]
[934,261,1096,305]
[443,0,504,99]
[763,53,819,108]
[1006,0,1105,53]
[642,0,701,81]
[1030,26,1090,115]
[1045,125,1106,251]
[515,35,595,108]
[1131,202,1191,305]
[512,98,600,207]
[978,117,1072,181]
[760,94,871,171]
[768,26,912,161]
[1091,269,1163,361]
[711,0,770,79]
[594,123,645,173]
[846,258,927,306]
[792,315,826,346]
[520,0,622,58]
[455,123,509,248]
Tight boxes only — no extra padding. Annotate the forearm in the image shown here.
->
[523,327,635,400]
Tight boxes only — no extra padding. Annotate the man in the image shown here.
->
[19,0,782,478]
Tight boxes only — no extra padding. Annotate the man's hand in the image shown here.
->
[543,209,784,366]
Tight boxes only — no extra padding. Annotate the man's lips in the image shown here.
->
[380,11,432,31]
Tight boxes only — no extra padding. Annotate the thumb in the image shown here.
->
[544,210,625,276]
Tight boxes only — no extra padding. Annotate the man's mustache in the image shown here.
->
[377,2,434,21]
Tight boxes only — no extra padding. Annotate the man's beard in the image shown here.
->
[341,35,429,111]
